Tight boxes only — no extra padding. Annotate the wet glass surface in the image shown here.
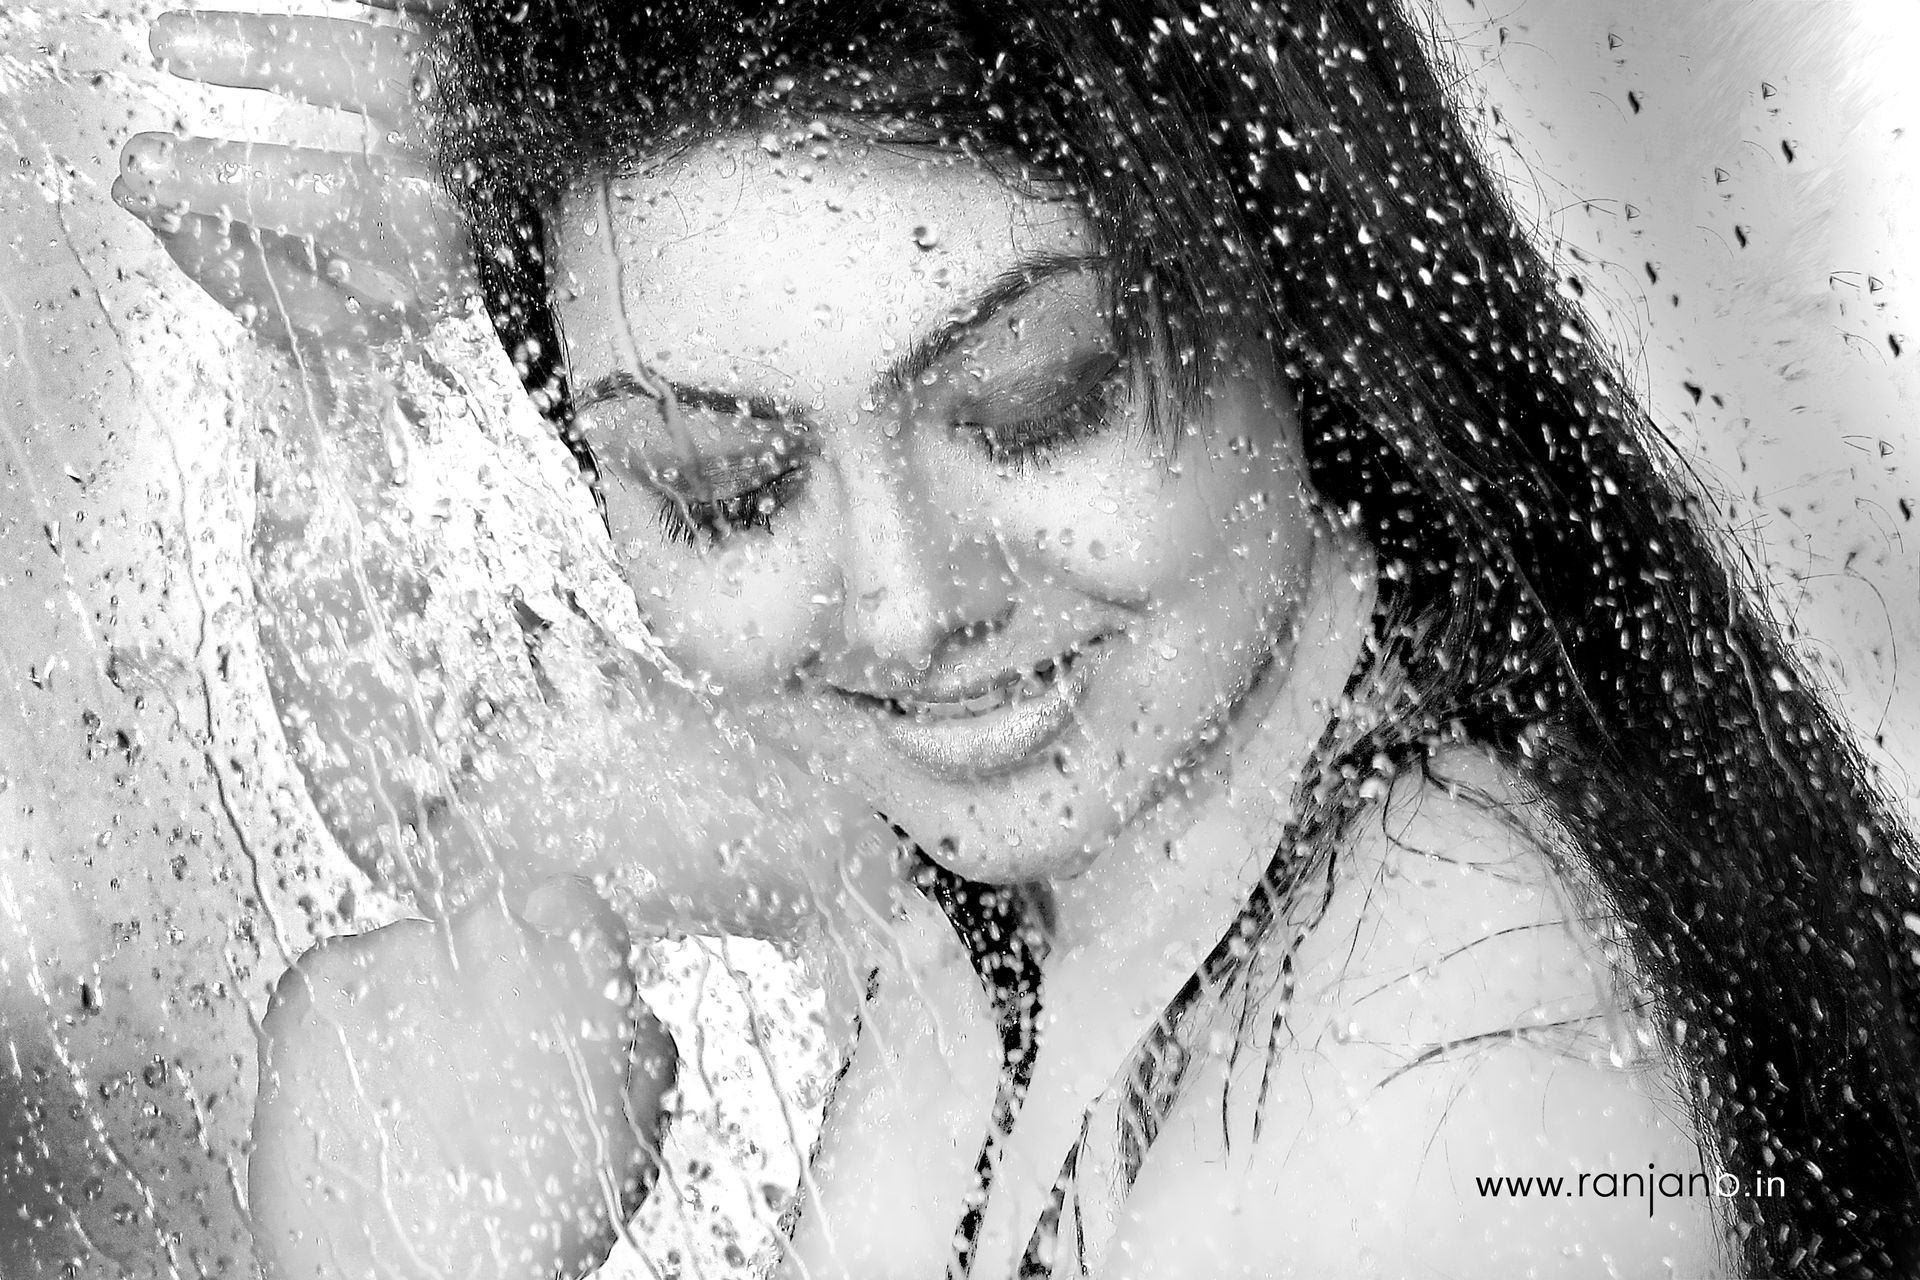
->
[5,2,1920,1277]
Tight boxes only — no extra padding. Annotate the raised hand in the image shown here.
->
[114,12,903,1278]
[116,4,899,933]
[114,7,467,344]
[237,332,901,935]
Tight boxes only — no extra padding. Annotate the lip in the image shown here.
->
[844,638,1105,781]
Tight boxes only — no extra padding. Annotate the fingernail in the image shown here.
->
[123,133,173,177]
[520,876,602,935]
[149,12,189,60]
[150,13,234,67]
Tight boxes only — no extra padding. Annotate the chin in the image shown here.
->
[917,830,1103,885]
[880,775,1140,886]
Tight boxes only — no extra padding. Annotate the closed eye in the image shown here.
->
[571,396,811,550]
[956,351,1128,473]
[647,461,805,548]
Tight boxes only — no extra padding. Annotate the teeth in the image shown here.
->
[890,652,1073,721]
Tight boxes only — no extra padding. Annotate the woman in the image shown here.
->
[113,0,1920,1276]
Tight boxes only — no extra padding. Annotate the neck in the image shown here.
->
[964,515,1378,1274]
[1050,519,1375,961]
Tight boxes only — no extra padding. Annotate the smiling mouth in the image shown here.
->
[840,637,1107,781]
[874,650,1082,721]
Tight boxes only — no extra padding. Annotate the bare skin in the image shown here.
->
[120,11,1729,1279]
[120,10,902,1279]
[247,882,664,1280]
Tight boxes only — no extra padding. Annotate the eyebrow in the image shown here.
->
[574,374,791,422]
[569,249,1105,426]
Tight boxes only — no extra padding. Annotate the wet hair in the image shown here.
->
[436,1,1920,1273]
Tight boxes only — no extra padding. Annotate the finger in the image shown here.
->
[355,0,451,16]
[517,875,636,986]
[118,198,411,344]
[115,135,468,310]
[130,199,381,340]
[465,886,662,1236]
[513,882,676,1235]
[151,12,424,127]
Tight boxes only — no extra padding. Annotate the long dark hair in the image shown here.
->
[435,1,1920,1273]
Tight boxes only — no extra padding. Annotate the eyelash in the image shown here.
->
[652,467,801,548]
[967,374,1123,474]
[650,373,1124,548]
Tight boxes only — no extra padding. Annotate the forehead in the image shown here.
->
[548,129,1094,406]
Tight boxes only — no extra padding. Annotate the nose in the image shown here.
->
[824,443,1015,689]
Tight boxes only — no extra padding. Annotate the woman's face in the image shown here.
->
[547,124,1340,883]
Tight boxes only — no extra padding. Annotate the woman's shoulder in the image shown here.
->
[1096,741,1729,1279]
[1359,739,1567,874]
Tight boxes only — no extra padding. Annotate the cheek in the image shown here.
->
[977,430,1316,612]
[612,526,833,690]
